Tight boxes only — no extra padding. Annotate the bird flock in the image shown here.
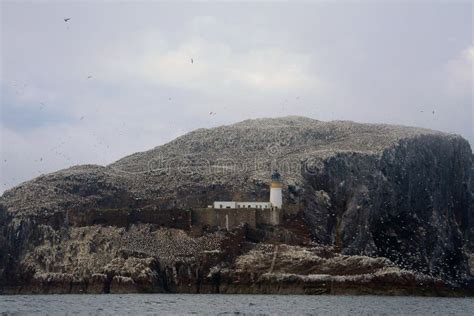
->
[119,226,226,266]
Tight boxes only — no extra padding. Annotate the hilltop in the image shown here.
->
[2,116,452,214]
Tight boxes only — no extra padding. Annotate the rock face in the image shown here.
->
[210,244,451,296]
[302,135,472,281]
[0,116,472,295]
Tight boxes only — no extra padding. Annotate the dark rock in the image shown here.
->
[0,116,472,294]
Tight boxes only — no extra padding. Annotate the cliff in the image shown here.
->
[0,116,472,295]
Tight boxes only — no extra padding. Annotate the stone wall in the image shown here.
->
[192,208,257,229]
[68,207,191,230]
[256,208,282,226]
[60,204,284,232]
[191,208,216,228]
[216,209,256,230]
[192,207,287,230]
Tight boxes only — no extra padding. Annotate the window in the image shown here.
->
[220,204,223,208]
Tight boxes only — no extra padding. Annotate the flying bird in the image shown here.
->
[64,18,71,22]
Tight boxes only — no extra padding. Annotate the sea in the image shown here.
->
[0,294,473,315]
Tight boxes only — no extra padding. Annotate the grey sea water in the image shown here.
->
[0,294,473,315]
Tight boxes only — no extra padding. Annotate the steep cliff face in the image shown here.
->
[0,116,472,294]
[302,135,472,280]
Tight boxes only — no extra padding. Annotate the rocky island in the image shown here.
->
[0,116,473,296]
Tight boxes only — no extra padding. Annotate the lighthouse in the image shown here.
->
[270,170,283,209]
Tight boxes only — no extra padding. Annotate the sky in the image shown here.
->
[0,1,473,194]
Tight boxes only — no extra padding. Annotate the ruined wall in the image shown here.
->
[191,209,216,228]
[216,209,256,230]
[192,207,286,229]
[68,207,191,230]
[256,208,282,226]
[192,208,256,230]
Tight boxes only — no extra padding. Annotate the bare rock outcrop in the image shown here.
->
[208,244,452,295]
[0,116,472,294]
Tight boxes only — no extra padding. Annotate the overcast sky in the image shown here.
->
[1,1,472,194]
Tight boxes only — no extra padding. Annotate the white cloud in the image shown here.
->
[1,3,473,195]
[445,46,473,97]
[100,30,326,95]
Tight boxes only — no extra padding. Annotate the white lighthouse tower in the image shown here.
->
[269,170,283,209]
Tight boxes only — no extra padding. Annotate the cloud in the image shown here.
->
[1,2,472,195]
[445,46,473,97]
[100,29,326,95]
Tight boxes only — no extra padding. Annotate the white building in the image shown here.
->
[213,201,237,209]
[237,202,272,209]
[213,170,283,210]
[213,201,272,209]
